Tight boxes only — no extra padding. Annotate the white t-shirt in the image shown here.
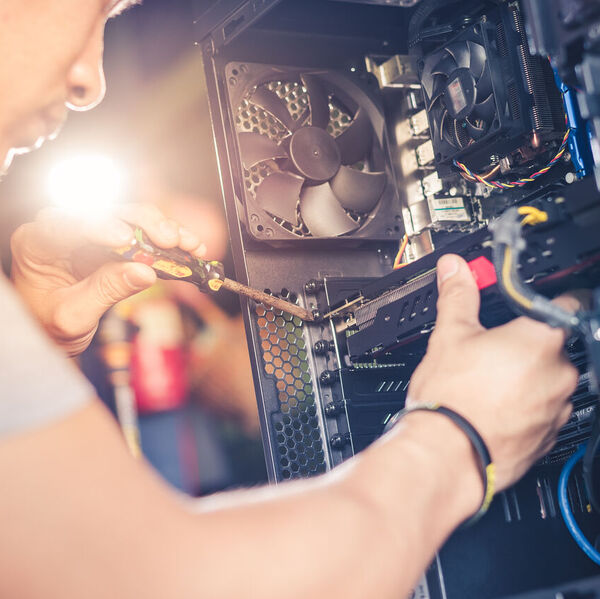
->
[0,273,92,436]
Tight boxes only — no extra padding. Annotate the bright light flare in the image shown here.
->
[46,154,127,218]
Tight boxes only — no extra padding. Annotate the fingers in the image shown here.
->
[433,254,483,337]
[12,209,134,262]
[13,203,209,268]
[87,261,157,309]
[114,204,206,256]
[51,261,157,337]
[505,291,584,352]
[559,361,581,398]
[178,228,207,256]
[552,291,587,313]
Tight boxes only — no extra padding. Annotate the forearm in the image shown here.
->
[0,402,480,599]
[178,412,482,599]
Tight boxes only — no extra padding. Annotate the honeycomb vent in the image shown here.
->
[255,297,326,479]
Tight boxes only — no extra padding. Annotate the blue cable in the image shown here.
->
[558,444,600,566]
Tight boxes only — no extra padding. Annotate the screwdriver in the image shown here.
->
[112,228,315,322]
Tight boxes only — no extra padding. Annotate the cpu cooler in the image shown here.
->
[224,63,400,240]
[422,37,495,151]
[417,4,565,173]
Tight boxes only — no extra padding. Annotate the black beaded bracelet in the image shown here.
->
[383,403,496,526]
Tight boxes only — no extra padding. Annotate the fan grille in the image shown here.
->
[235,79,359,236]
[236,97,288,141]
[267,81,309,123]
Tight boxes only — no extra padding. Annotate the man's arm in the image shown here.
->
[0,255,577,599]
[0,400,479,599]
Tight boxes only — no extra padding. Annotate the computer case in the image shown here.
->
[195,1,600,596]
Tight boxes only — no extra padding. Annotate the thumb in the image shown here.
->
[60,261,157,331]
[434,254,482,335]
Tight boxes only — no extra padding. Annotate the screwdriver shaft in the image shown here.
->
[218,278,314,322]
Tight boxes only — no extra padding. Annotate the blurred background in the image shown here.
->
[0,0,267,495]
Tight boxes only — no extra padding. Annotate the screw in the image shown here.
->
[324,401,344,417]
[330,433,350,449]
[304,279,323,295]
[320,370,338,386]
[313,340,332,355]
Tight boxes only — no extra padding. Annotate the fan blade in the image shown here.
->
[432,53,458,76]
[446,42,470,69]
[429,104,443,148]
[440,110,458,148]
[454,118,470,148]
[301,74,330,129]
[255,171,304,223]
[429,75,446,106]
[335,107,372,166]
[299,183,359,237]
[471,93,496,123]
[238,132,288,169]
[330,166,386,213]
[465,117,486,140]
[251,86,297,132]
[467,41,486,81]
[475,67,492,100]
[420,53,441,99]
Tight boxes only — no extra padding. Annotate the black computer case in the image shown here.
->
[194,1,600,596]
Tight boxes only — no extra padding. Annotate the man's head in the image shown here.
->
[0,0,139,170]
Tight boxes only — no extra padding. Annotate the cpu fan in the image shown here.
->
[225,63,398,240]
[420,25,502,164]
[417,8,565,172]
[422,39,494,150]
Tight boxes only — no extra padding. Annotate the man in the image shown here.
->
[0,1,579,597]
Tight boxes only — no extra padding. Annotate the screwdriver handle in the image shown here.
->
[111,227,224,292]
[112,228,315,321]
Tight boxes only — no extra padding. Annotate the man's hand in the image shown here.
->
[406,254,579,492]
[10,204,206,356]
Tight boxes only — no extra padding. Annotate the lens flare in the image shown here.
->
[46,154,126,217]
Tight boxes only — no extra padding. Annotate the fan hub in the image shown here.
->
[289,126,341,183]
[444,68,476,120]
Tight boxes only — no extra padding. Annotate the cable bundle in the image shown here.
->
[453,128,570,190]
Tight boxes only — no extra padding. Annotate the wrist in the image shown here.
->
[397,411,485,521]
[344,410,485,543]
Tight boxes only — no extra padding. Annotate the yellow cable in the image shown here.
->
[501,245,533,310]
[496,206,548,314]
[517,206,548,226]
[393,235,409,270]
